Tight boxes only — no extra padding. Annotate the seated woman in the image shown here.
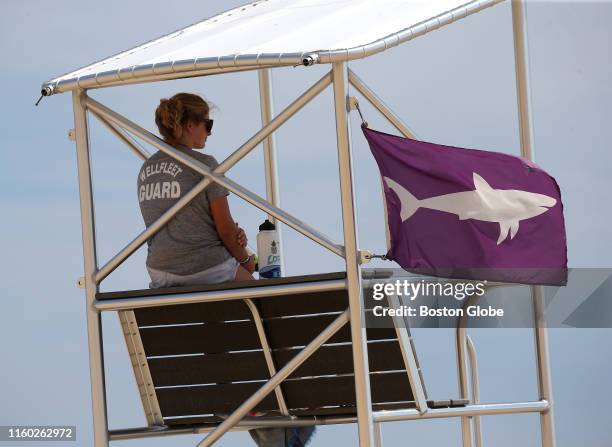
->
[138,93,255,285]
[137,92,315,446]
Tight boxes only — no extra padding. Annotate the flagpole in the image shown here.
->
[332,61,375,447]
[258,68,286,274]
[511,2,557,447]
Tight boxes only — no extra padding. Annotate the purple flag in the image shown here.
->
[363,127,567,286]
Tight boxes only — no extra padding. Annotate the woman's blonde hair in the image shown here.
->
[155,93,210,143]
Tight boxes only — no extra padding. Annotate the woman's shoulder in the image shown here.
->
[188,150,220,168]
[141,150,165,163]
[138,150,219,173]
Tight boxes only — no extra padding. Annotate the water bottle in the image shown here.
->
[257,219,281,278]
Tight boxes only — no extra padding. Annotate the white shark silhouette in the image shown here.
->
[384,173,557,245]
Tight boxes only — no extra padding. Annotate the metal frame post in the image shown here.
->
[530,287,557,447]
[348,69,430,419]
[332,61,375,447]
[511,1,557,446]
[95,277,347,311]
[457,315,474,447]
[72,89,109,447]
[258,68,286,273]
[466,335,482,447]
[373,422,383,447]
[387,293,428,413]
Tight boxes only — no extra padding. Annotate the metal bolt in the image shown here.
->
[359,250,373,265]
[302,53,319,66]
[68,129,76,141]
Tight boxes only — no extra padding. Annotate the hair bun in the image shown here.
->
[155,92,210,144]
[158,97,184,140]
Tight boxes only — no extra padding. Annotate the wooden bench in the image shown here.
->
[97,271,467,429]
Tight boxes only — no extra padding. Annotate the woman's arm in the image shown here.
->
[210,195,252,267]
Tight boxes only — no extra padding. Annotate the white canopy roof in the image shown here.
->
[42,0,502,95]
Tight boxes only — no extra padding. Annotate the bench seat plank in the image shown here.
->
[148,340,406,386]
[157,372,413,417]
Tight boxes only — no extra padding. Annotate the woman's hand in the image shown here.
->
[242,254,256,273]
[235,222,247,247]
[236,222,249,247]
[210,197,252,269]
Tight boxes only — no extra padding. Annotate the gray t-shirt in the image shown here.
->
[137,147,231,275]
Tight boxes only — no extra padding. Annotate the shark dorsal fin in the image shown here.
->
[473,173,494,193]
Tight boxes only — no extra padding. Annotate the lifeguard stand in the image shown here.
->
[41,1,556,446]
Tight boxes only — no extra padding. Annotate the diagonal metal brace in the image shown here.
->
[196,309,350,447]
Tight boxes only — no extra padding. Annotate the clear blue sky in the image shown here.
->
[2,1,611,446]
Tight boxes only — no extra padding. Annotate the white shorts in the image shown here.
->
[147,257,240,288]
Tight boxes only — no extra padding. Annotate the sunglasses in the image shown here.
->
[203,118,214,134]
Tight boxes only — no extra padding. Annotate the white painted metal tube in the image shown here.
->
[109,415,356,441]
[511,1,557,446]
[89,109,151,160]
[332,61,374,447]
[374,422,384,447]
[196,310,351,447]
[512,0,536,162]
[457,293,477,447]
[348,70,418,139]
[82,65,281,92]
[387,293,428,414]
[258,69,281,220]
[44,60,299,95]
[109,400,550,441]
[72,90,109,447]
[454,282,514,447]
[244,298,289,415]
[531,285,557,447]
[94,278,347,312]
[373,400,549,423]
[258,68,286,273]
[466,335,482,447]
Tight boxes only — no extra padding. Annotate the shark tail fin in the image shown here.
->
[497,220,520,245]
[383,176,420,221]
